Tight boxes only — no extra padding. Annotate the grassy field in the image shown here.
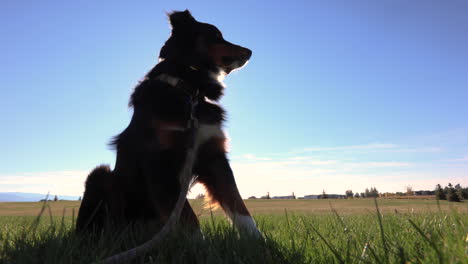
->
[1,198,466,216]
[0,199,467,263]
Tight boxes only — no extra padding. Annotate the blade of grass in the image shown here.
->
[374,198,389,263]
[307,222,344,264]
[408,218,443,264]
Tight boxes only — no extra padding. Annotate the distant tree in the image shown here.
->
[195,193,206,200]
[360,192,366,198]
[365,188,370,198]
[460,185,468,199]
[54,195,58,202]
[443,185,449,197]
[406,185,414,196]
[354,193,360,198]
[78,196,82,201]
[321,190,328,199]
[345,190,354,198]
[369,187,379,198]
[447,183,461,202]
[266,192,271,199]
[435,184,446,200]
[454,184,464,201]
[248,196,257,199]
[292,192,296,199]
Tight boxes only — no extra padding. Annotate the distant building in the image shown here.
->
[302,195,320,199]
[414,190,435,196]
[271,192,296,199]
[271,195,295,199]
[325,194,346,199]
[301,194,346,199]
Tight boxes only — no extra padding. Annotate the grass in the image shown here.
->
[1,198,466,216]
[0,199,467,263]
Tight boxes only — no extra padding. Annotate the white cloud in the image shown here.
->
[0,170,88,196]
[308,160,337,165]
[300,143,398,152]
[192,142,467,198]
[1,142,466,200]
[224,160,468,198]
[242,154,272,161]
[343,162,411,169]
[455,156,468,162]
[297,143,442,154]
[287,156,316,160]
[389,147,442,153]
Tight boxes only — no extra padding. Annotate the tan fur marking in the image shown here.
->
[196,124,225,149]
[152,119,185,148]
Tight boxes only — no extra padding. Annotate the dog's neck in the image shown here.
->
[148,59,225,101]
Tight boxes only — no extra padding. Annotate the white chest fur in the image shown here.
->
[195,124,225,149]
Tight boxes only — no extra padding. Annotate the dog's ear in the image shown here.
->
[160,10,195,60]
[168,10,195,30]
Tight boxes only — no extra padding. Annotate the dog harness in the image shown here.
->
[155,73,200,134]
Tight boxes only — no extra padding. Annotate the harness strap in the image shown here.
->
[155,73,201,133]
[156,73,181,88]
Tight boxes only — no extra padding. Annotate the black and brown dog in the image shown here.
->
[76,10,260,237]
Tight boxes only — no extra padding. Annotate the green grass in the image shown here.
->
[0,200,467,263]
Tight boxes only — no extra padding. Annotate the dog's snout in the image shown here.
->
[242,48,252,60]
[208,42,252,73]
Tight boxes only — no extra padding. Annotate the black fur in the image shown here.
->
[76,10,252,234]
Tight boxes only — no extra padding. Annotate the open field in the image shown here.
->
[1,198,466,216]
[0,199,467,263]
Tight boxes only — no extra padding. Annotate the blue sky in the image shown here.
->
[1,0,467,197]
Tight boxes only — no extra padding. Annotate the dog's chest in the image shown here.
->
[155,121,225,150]
[196,124,225,148]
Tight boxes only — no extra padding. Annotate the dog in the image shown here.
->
[76,10,261,238]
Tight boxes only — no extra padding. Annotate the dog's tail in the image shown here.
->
[76,164,112,233]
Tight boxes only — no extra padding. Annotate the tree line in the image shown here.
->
[435,183,467,202]
[193,183,468,201]
[344,187,380,198]
[345,183,467,202]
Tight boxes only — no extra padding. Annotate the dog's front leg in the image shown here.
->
[196,138,261,237]
[142,153,201,235]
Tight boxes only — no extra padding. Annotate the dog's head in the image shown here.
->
[159,10,252,74]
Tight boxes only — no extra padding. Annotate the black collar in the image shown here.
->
[156,72,204,97]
